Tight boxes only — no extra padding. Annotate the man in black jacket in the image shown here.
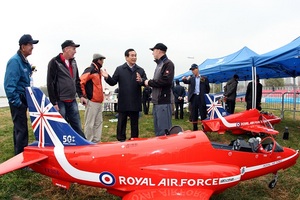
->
[145,43,175,136]
[182,64,210,131]
[101,49,147,141]
[173,80,186,119]
[142,86,152,115]
[224,74,239,114]
[245,75,263,110]
[47,40,86,138]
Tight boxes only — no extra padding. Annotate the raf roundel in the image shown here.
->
[99,172,116,186]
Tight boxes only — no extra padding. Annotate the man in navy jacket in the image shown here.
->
[182,64,210,131]
[102,49,147,141]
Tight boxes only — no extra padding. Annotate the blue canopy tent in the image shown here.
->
[252,36,300,119]
[174,46,258,83]
[174,37,300,112]
[253,36,300,79]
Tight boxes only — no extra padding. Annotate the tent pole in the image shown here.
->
[251,66,257,109]
[293,77,296,120]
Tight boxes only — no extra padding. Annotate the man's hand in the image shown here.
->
[54,104,59,111]
[144,79,149,86]
[136,72,142,82]
[182,76,190,80]
[80,97,87,106]
[101,69,109,78]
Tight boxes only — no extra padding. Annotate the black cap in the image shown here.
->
[19,34,39,45]
[233,74,239,79]
[61,40,80,49]
[189,63,198,70]
[150,43,167,52]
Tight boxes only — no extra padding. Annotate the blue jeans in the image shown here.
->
[58,100,85,138]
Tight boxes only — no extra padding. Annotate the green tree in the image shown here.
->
[211,83,222,93]
[264,78,284,87]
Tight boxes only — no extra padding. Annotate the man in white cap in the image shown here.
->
[80,53,106,142]
[4,34,39,155]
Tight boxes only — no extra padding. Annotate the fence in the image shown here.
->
[235,91,300,120]
[262,91,300,120]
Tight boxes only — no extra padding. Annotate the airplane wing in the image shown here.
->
[122,188,213,200]
[240,125,279,135]
[0,151,48,175]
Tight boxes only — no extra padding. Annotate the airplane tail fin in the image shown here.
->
[205,94,230,120]
[26,87,92,147]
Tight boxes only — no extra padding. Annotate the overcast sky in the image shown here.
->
[1,0,300,96]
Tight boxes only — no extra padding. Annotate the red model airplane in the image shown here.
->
[203,94,281,135]
[0,87,298,200]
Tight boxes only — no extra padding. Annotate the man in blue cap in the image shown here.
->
[182,64,210,131]
[4,34,39,155]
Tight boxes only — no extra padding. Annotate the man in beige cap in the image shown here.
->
[80,53,106,143]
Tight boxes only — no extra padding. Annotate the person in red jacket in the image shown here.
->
[80,53,106,142]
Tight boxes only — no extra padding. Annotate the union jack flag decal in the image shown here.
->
[205,94,229,120]
[26,87,91,147]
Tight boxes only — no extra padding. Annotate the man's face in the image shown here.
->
[97,59,104,67]
[64,46,77,59]
[192,68,199,75]
[152,49,161,60]
[126,50,137,65]
[21,43,34,57]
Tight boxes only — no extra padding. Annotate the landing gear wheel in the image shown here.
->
[268,179,277,189]
[268,173,278,189]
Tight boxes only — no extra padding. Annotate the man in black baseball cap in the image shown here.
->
[145,42,174,136]
[149,43,167,52]
[182,63,210,131]
[61,40,80,49]
[47,39,86,139]
[189,63,198,70]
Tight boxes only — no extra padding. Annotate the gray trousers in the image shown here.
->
[153,104,172,136]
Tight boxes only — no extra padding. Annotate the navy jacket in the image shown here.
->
[183,76,210,104]
[105,63,147,112]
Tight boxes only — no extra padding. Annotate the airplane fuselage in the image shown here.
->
[202,109,281,134]
[27,131,298,197]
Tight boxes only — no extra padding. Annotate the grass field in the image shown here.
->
[0,102,299,200]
